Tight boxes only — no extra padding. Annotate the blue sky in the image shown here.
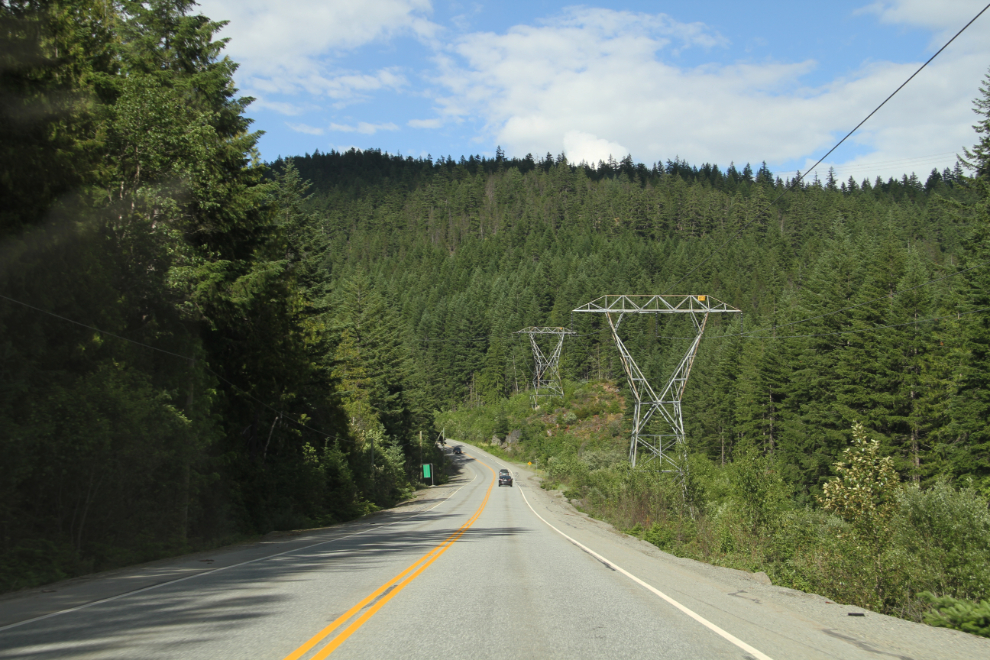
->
[197,0,990,182]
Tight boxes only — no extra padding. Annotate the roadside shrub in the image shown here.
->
[727,445,791,536]
[362,425,412,507]
[819,423,899,543]
[545,452,583,485]
[890,481,990,602]
[644,521,676,550]
[920,593,990,638]
[581,448,624,472]
[705,501,742,556]
[770,508,846,593]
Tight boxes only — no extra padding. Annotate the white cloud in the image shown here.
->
[562,131,629,165]
[286,122,325,135]
[247,98,309,116]
[241,69,407,108]
[408,118,443,128]
[429,7,990,174]
[198,0,435,100]
[329,122,400,135]
[196,0,989,174]
[813,150,960,186]
[857,0,989,33]
[319,70,408,100]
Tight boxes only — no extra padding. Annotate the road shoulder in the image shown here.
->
[464,442,990,660]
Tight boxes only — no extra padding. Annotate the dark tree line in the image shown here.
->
[0,0,431,591]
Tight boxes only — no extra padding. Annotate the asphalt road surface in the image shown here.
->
[1,445,988,659]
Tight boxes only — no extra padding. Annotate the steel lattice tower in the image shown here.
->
[573,295,741,474]
[517,327,575,408]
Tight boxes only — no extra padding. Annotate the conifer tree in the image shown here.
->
[735,334,787,454]
[949,181,990,479]
[479,333,507,404]
[961,66,990,179]
[333,275,412,445]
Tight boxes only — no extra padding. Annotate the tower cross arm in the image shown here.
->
[572,295,741,314]
[516,327,578,334]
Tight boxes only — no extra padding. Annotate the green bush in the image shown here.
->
[890,481,990,602]
[573,400,605,420]
[921,593,990,638]
[726,445,791,535]
[581,449,625,472]
[644,522,676,550]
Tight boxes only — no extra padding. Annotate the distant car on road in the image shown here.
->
[498,469,512,487]
[452,446,462,455]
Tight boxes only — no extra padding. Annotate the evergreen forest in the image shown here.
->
[3,0,990,636]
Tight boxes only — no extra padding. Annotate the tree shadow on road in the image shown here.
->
[0,504,530,659]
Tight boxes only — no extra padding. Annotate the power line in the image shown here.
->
[632,255,987,341]
[748,256,989,335]
[743,306,988,340]
[418,335,490,344]
[662,3,989,295]
[437,251,987,344]
[0,292,334,439]
[781,1,990,196]
[0,293,195,363]
[654,306,987,341]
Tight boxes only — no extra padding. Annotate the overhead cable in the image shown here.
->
[740,306,989,340]
[0,293,195,363]
[779,1,990,198]
[0,292,334,439]
[662,3,990,295]
[747,256,989,334]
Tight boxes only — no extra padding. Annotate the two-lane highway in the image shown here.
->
[317,450,749,660]
[2,446,989,659]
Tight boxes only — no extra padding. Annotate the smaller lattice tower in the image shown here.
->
[517,327,575,408]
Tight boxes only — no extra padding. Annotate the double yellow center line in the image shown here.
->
[283,457,495,660]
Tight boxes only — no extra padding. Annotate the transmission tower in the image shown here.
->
[517,327,575,408]
[573,295,741,475]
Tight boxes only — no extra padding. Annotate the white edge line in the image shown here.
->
[0,477,472,634]
[515,477,774,660]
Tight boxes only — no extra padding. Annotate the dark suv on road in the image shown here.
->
[498,469,513,487]
[452,446,462,455]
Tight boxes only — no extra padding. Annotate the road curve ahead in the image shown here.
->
[1,445,989,659]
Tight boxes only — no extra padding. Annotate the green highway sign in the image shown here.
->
[422,464,431,479]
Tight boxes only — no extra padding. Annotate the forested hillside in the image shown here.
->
[279,137,988,494]
[4,0,990,632]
